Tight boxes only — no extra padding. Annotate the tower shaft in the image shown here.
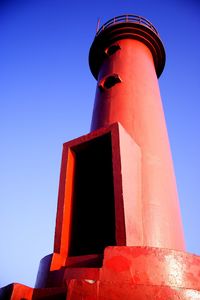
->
[89,19,184,250]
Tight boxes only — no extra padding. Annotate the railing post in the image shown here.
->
[96,18,100,33]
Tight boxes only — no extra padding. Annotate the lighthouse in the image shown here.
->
[1,14,200,300]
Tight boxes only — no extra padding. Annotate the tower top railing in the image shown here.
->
[96,14,159,36]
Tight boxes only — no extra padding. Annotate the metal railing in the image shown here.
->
[96,14,159,36]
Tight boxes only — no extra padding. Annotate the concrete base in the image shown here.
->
[2,246,200,299]
[0,284,67,299]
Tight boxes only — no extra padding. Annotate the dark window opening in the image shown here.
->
[69,133,116,257]
[104,74,121,89]
[105,44,121,56]
[99,74,121,91]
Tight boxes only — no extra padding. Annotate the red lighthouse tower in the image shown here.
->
[1,14,200,300]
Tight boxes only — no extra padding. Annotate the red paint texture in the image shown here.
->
[104,256,131,272]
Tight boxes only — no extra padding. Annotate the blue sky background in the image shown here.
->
[0,0,200,288]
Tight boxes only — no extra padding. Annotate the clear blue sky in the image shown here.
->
[0,0,200,288]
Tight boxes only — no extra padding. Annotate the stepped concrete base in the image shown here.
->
[2,247,200,299]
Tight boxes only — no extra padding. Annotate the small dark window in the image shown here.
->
[99,74,121,91]
[105,44,121,56]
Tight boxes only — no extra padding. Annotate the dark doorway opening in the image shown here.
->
[69,133,116,257]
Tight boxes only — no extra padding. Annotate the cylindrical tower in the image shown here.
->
[89,15,185,250]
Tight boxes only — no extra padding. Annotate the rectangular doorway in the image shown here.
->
[68,133,116,257]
